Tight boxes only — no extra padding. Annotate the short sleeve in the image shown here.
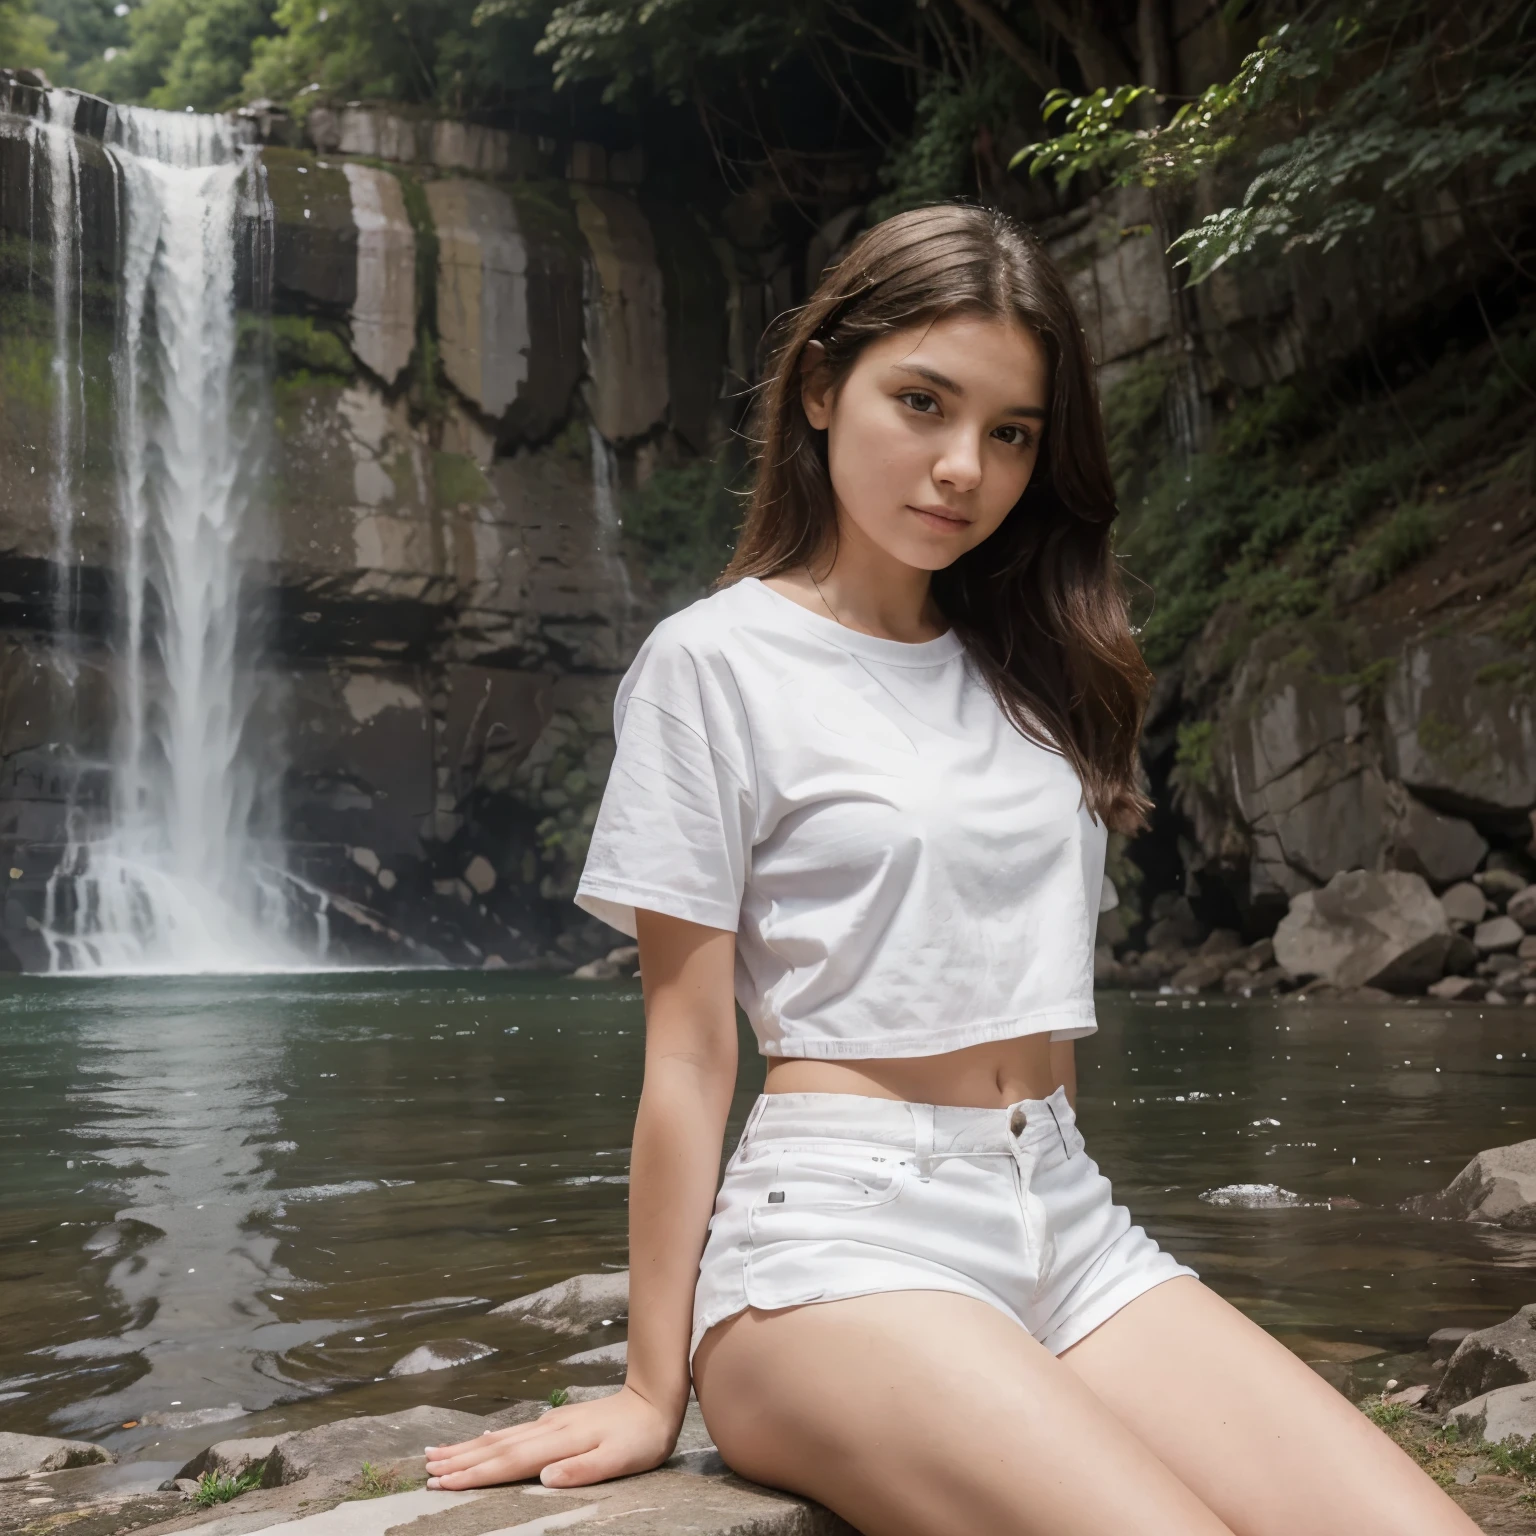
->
[574,629,754,939]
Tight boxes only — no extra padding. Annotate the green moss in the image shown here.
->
[267,315,355,380]
[1101,351,1176,490]
[1474,658,1536,688]
[621,450,746,609]
[1169,719,1216,794]
[1341,502,1445,591]
[433,450,491,508]
[1117,300,1536,673]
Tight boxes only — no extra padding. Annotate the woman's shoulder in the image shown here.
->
[630,579,761,669]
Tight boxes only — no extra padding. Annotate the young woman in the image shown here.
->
[424,205,1479,1536]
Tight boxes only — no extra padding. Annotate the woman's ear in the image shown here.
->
[800,340,833,430]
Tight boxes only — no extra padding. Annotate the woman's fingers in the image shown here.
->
[427,1423,597,1489]
[425,1422,559,1476]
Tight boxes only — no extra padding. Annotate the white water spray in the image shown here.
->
[40,102,324,973]
[39,90,83,641]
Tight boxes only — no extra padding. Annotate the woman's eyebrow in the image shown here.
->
[892,361,1047,419]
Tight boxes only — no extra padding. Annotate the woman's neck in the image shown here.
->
[769,518,949,644]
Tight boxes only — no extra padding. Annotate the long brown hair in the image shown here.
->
[719,202,1153,832]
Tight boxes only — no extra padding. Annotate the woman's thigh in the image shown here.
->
[691,1288,1235,1536]
[1057,1275,1480,1536]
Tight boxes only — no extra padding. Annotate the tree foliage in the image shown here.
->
[1015,2,1536,283]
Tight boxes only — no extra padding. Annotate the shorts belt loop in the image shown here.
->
[910,1102,935,1182]
[738,1094,770,1152]
[1045,1100,1072,1159]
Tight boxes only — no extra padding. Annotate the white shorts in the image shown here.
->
[690,1086,1199,1371]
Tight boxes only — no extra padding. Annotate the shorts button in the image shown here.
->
[1008,1107,1026,1136]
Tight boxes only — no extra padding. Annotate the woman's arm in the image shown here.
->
[424,910,738,1490]
[624,909,739,1433]
[1051,1039,1077,1113]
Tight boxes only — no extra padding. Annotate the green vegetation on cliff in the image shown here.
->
[1112,304,1536,671]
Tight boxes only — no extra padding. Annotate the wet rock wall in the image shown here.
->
[0,82,749,969]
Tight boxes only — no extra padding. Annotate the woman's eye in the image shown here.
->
[898,391,939,415]
[994,424,1035,448]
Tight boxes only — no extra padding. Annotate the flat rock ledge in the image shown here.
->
[0,1431,116,1479]
[0,1395,856,1536]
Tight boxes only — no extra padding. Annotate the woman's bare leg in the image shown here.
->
[692,1289,1234,1536]
[1057,1275,1480,1536]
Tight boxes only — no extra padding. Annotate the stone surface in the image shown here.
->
[1442,882,1490,927]
[1385,796,1489,887]
[425,178,584,441]
[0,1432,115,1479]
[572,186,670,445]
[490,1270,629,1334]
[1273,869,1453,992]
[1437,1305,1536,1409]
[1428,975,1487,1001]
[1384,635,1536,823]
[1474,915,1525,954]
[1445,1381,1536,1446]
[1408,1139,1536,1229]
[261,1406,492,1487]
[176,1436,279,1482]
[343,164,416,386]
[1509,884,1536,930]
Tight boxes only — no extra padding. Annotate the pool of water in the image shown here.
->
[2,974,1533,1469]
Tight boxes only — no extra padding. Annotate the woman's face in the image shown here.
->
[802,312,1050,572]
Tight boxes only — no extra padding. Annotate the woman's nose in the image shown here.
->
[934,431,983,491]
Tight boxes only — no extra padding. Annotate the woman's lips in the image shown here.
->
[909,504,971,533]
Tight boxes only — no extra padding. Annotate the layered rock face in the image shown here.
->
[0,80,749,969]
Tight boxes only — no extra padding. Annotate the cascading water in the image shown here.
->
[38,100,325,973]
[38,90,83,642]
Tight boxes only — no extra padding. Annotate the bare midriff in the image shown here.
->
[761,1031,1061,1110]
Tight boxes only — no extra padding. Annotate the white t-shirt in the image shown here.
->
[574,576,1108,1058]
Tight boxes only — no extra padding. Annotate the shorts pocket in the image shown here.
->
[747,1141,908,1216]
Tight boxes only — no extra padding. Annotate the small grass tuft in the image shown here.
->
[351,1461,423,1500]
[548,1385,570,1407]
[191,1464,263,1507]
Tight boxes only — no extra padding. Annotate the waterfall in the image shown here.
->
[39,90,83,644]
[38,101,325,974]
[587,422,633,614]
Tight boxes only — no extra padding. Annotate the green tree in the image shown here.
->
[1014,1,1536,284]
[0,0,62,73]
[243,0,547,112]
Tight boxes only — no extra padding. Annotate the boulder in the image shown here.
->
[1445,1382,1536,1446]
[1386,797,1488,887]
[1408,1139,1536,1229]
[0,1433,115,1480]
[490,1269,629,1334]
[1521,935,1536,962]
[260,1405,491,1487]
[1431,1326,1476,1351]
[1474,915,1525,954]
[1384,635,1536,820]
[559,1340,628,1368]
[1273,869,1453,993]
[1169,951,1236,992]
[1428,976,1486,1002]
[1476,869,1529,905]
[1440,882,1489,928]
[1437,1305,1536,1409]
[1145,894,1206,950]
[174,1435,277,1482]
[1509,884,1536,931]
[1224,964,1287,995]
